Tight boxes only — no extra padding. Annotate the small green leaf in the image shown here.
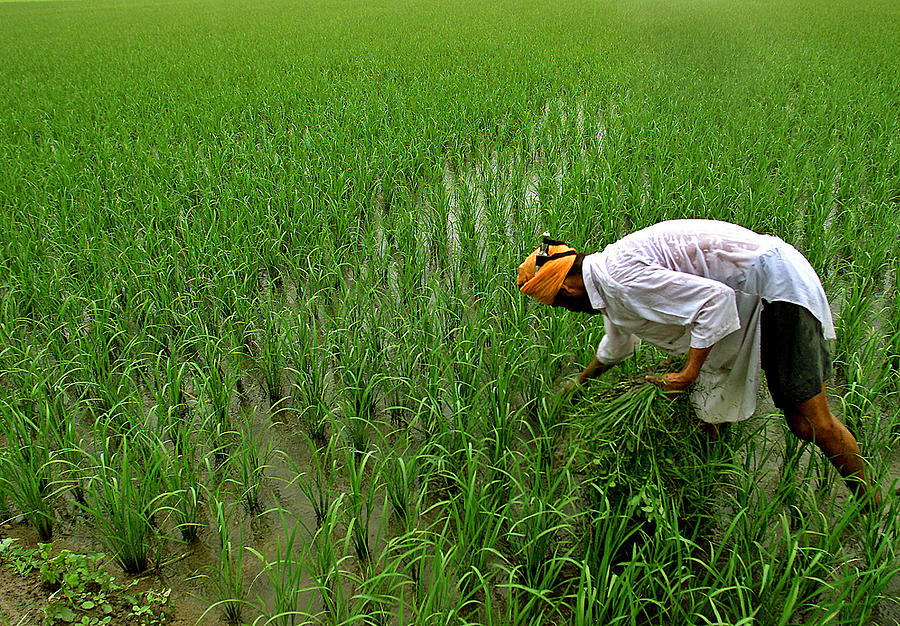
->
[81,600,96,610]
[57,606,77,622]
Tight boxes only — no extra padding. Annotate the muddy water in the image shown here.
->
[0,366,398,625]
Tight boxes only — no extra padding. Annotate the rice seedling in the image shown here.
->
[77,430,166,574]
[306,496,350,623]
[443,442,507,599]
[204,492,247,625]
[196,339,240,464]
[248,510,310,626]
[337,319,386,456]
[382,445,420,531]
[230,408,274,515]
[160,415,207,543]
[287,432,337,529]
[254,301,288,413]
[503,439,577,595]
[285,311,333,446]
[0,400,56,540]
[44,384,86,505]
[146,348,190,437]
[343,447,383,564]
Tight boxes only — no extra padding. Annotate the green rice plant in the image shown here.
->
[444,443,507,598]
[825,486,900,621]
[47,400,86,505]
[478,351,525,468]
[504,441,577,594]
[228,294,257,364]
[285,310,333,446]
[833,271,875,371]
[406,528,468,622]
[408,342,449,443]
[196,339,239,465]
[248,511,312,626]
[146,348,189,439]
[343,447,383,564]
[229,409,274,515]
[382,446,420,532]
[337,321,386,455]
[343,521,418,625]
[70,303,140,423]
[161,416,206,543]
[886,263,900,380]
[199,338,238,431]
[0,400,56,540]
[306,496,350,623]
[289,433,337,529]
[573,497,646,625]
[77,431,166,574]
[254,301,288,413]
[343,367,383,455]
[204,493,246,625]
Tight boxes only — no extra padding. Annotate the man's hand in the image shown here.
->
[645,346,712,394]
[646,371,695,393]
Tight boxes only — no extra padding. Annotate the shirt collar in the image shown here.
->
[581,252,607,311]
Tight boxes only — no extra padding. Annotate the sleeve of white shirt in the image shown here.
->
[596,316,641,364]
[618,264,741,349]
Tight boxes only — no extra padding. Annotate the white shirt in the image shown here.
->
[582,220,835,424]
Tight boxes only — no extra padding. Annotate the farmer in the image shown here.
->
[517,219,879,507]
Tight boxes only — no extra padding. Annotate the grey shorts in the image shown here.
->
[760,300,833,409]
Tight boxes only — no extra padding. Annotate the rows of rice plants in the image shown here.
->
[1,0,899,623]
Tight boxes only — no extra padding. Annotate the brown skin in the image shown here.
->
[554,271,880,509]
[786,384,880,508]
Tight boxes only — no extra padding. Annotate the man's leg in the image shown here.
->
[784,383,879,508]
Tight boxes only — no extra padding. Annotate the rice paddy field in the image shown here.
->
[1,0,900,623]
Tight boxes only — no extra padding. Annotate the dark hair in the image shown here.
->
[568,253,586,278]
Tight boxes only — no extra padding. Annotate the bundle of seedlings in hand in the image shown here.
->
[572,370,709,536]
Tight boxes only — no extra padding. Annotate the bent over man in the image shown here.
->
[517,219,877,506]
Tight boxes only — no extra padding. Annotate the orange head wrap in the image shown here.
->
[517,243,577,306]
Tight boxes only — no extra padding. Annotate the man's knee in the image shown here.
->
[786,389,838,443]
[786,411,817,441]
[787,404,844,443]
